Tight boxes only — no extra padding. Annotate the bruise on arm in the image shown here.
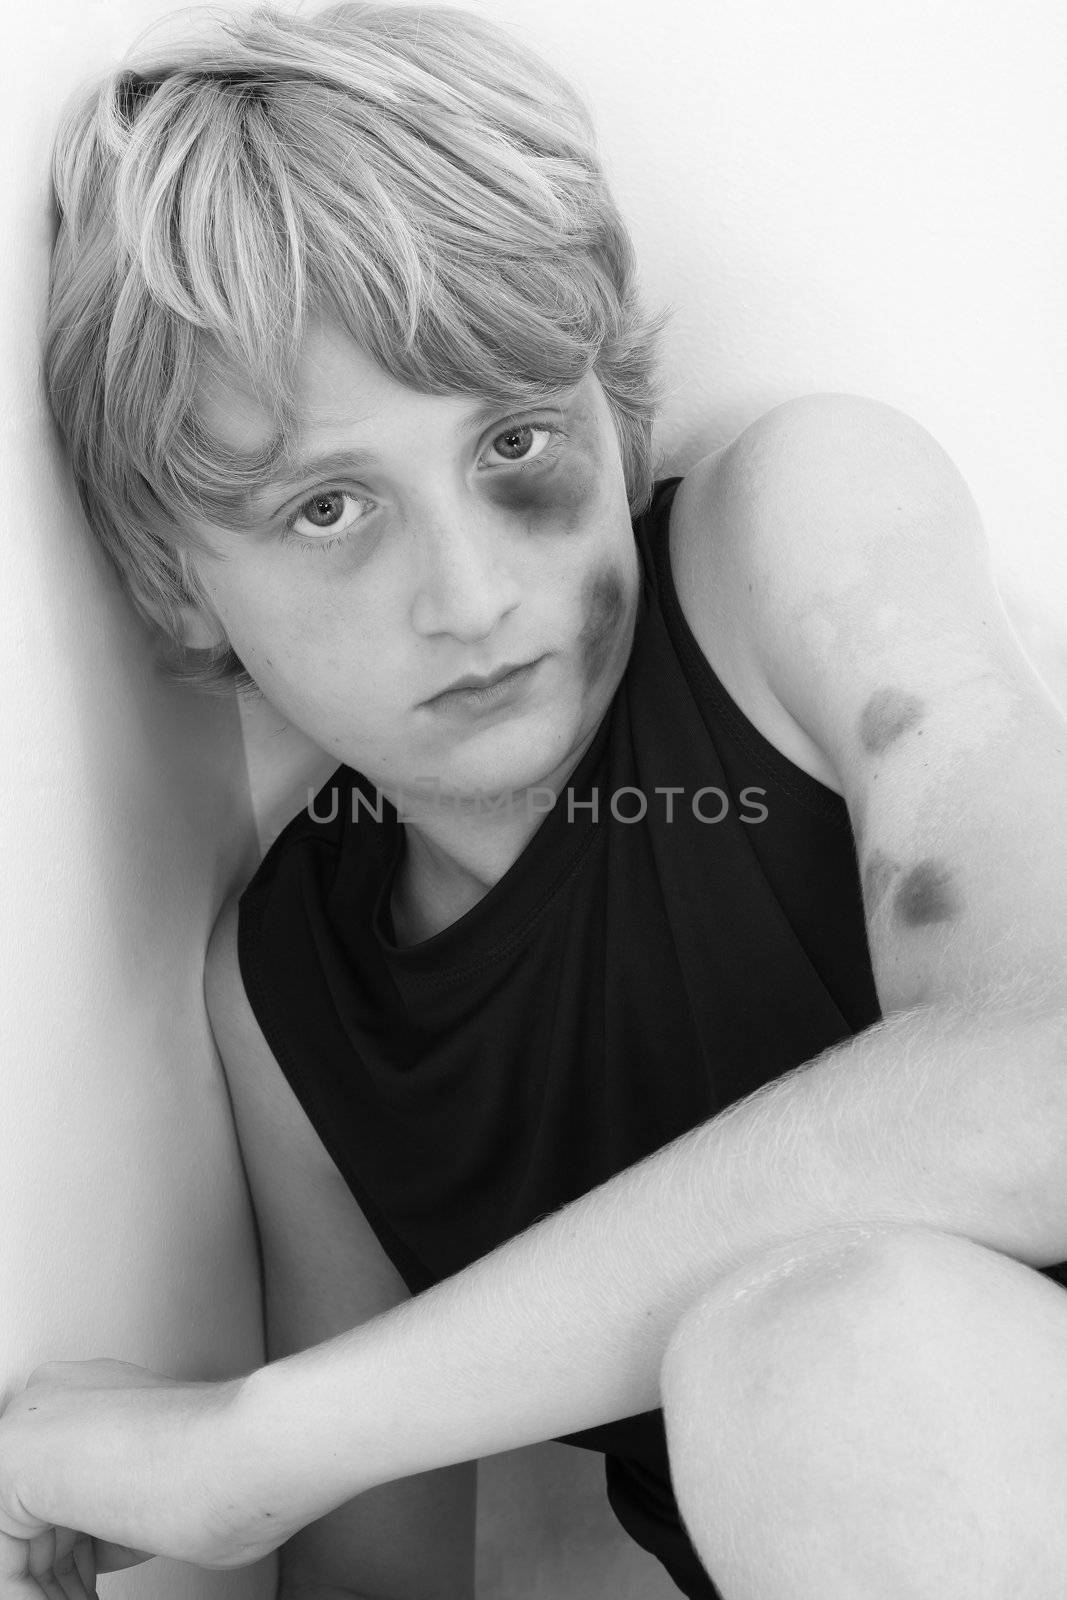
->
[858,687,925,757]
[854,687,965,938]
[863,848,962,929]
[893,860,961,928]
[718,395,1067,1016]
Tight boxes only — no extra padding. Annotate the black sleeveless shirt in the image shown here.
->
[238,476,883,1598]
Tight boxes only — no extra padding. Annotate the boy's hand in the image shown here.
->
[0,1517,152,1599]
[0,1359,276,1580]
[1,1521,101,1599]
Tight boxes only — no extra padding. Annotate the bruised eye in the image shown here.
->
[284,490,371,543]
[482,425,554,466]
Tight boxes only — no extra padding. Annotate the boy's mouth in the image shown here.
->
[422,657,546,713]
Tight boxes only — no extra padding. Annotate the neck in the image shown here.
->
[387,724,601,947]
[388,816,534,947]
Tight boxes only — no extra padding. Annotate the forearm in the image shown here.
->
[241,997,1067,1529]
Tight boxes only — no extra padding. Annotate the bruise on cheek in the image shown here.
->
[578,564,631,689]
[892,859,961,928]
[858,688,925,757]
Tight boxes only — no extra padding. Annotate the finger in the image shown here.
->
[24,1524,52,1580]
[49,1529,94,1600]
[69,1534,98,1600]
[0,1527,44,1596]
[25,1526,67,1600]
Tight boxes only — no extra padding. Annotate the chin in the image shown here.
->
[442,708,586,800]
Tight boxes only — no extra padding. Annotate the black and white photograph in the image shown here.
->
[1,2,1065,1596]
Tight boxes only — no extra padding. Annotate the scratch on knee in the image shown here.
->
[721,1226,893,1306]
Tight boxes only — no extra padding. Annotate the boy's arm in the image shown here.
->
[204,896,476,1600]
[237,992,1067,1541]
[5,994,1062,1571]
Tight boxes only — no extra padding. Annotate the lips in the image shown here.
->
[429,659,540,700]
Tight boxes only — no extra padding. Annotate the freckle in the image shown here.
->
[858,688,925,757]
[892,860,961,927]
[862,847,899,914]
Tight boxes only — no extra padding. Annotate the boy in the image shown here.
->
[2,4,1067,1597]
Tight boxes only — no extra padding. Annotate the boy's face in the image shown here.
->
[187,323,642,805]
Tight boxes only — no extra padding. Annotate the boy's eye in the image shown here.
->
[279,422,560,550]
[285,490,370,542]
[483,425,554,466]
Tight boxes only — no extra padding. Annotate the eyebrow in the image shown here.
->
[265,445,384,495]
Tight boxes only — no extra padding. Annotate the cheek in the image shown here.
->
[577,562,636,689]
[483,451,600,531]
[483,449,636,686]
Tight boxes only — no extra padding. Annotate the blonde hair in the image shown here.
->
[45,2,667,697]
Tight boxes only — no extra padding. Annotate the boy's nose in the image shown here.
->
[409,508,522,643]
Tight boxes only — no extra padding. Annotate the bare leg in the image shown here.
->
[660,1225,1067,1599]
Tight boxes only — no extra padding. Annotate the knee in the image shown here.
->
[660,1222,1067,1447]
[659,1228,1067,1597]
[663,1225,928,1381]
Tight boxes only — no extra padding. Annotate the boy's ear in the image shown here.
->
[175,602,229,650]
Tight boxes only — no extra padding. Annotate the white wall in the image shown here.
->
[1,5,268,1598]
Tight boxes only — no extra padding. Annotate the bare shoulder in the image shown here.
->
[671,393,977,624]
[202,893,329,1173]
[203,889,408,1305]
[204,893,298,1092]
[666,401,894,794]
[669,392,941,615]
[667,393,968,794]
